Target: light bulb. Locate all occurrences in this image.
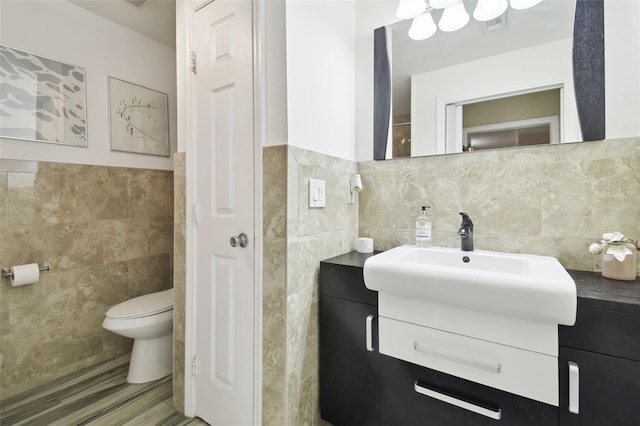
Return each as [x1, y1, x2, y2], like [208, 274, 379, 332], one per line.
[429, 0, 459, 9]
[473, 0, 507, 21]
[438, 2, 470, 32]
[509, 0, 543, 10]
[408, 11, 437, 40]
[396, 0, 428, 20]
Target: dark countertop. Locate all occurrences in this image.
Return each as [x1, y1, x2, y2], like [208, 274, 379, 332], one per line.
[320, 251, 640, 314]
[567, 269, 640, 314]
[320, 250, 379, 271]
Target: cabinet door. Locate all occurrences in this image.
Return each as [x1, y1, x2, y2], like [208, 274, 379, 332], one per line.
[559, 347, 640, 425]
[320, 295, 379, 426]
[380, 355, 558, 426]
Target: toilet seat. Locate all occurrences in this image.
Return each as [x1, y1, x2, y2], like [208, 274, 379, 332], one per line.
[106, 288, 173, 319]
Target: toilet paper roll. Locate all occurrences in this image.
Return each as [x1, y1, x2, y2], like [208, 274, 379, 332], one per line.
[10, 263, 40, 287]
[357, 237, 374, 253]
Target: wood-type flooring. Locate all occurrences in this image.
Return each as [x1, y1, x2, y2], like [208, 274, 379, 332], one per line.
[0, 355, 208, 426]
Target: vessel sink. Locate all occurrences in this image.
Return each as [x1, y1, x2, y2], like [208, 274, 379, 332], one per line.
[363, 245, 576, 325]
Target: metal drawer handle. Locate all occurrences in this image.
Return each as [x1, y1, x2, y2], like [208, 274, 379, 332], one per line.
[414, 342, 501, 373]
[414, 382, 502, 420]
[366, 315, 374, 352]
[568, 361, 579, 414]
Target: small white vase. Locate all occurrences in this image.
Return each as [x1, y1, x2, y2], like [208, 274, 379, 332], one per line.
[601, 243, 637, 281]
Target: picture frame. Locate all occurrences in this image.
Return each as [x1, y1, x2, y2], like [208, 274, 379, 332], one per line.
[108, 76, 169, 157]
[0, 44, 88, 147]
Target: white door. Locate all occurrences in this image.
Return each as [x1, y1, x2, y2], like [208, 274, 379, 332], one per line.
[193, 0, 255, 424]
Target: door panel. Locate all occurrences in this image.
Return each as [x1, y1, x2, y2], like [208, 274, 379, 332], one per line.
[211, 255, 236, 391]
[193, 1, 255, 424]
[559, 347, 640, 426]
[319, 295, 379, 426]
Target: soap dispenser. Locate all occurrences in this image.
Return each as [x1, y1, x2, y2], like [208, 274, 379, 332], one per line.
[416, 206, 432, 248]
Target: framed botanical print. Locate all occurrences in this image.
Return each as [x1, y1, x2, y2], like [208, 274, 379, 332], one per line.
[108, 76, 169, 157]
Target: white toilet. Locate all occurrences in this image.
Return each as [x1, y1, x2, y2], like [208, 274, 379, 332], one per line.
[102, 288, 174, 383]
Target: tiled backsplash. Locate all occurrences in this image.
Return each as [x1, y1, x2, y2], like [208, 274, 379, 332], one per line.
[0, 159, 174, 398]
[358, 137, 640, 273]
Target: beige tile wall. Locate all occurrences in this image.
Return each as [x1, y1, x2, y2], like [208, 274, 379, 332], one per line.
[262, 145, 358, 425]
[358, 137, 640, 273]
[285, 146, 358, 425]
[0, 159, 174, 399]
[172, 152, 186, 413]
[263, 145, 287, 426]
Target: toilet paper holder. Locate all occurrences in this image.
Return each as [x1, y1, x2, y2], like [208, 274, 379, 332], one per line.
[2, 264, 50, 279]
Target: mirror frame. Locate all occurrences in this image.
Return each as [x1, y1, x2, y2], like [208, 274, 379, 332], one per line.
[373, 0, 604, 161]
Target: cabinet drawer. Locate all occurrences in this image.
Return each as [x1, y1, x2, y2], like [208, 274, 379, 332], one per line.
[379, 317, 558, 405]
[380, 355, 558, 426]
[559, 305, 640, 361]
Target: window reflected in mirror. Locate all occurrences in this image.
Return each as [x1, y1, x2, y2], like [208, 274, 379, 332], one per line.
[460, 88, 560, 151]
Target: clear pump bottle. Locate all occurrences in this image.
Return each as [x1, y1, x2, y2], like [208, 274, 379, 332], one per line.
[416, 206, 432, 248]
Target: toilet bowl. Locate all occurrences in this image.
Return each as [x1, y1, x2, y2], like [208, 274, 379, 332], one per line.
[102, 288, 174, 383]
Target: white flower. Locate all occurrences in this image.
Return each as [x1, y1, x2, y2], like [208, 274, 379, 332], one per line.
[590, 231, 638, 261]
[602, 231, 625, 243]
[589, 243, 602, 255]
[606, 244, 634, 262]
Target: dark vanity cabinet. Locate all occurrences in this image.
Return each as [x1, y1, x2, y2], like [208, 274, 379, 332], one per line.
[320, 255, 640, 426]
[558, 271, 640, 426]
[319, 252, 380, 426]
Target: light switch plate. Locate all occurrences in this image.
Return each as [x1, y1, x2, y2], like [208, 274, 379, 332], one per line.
[309, 178, 325, 208]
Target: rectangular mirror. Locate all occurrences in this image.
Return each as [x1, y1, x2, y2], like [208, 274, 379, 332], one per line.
[373, 0, 604, 160]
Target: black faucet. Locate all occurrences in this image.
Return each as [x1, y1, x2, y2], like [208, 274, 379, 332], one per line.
[458, 212, 474, 252]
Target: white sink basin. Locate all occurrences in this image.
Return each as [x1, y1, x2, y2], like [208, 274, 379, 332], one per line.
[363, 245, 577, 325]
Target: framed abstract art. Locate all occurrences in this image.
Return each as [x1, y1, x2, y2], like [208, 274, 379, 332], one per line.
[0, 44, 88, 146]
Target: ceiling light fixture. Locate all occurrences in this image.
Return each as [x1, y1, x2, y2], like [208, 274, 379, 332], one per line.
[510, 0, 543, 10]
[473, 0, 508, 21]
[438, 1, 470, 32]
[409, 11, 438, 40]
[396, 0, 428, 20]
[401, 0, 542, 41]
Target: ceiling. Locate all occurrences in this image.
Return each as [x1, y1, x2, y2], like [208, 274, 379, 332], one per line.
[67, 0, 176, 48]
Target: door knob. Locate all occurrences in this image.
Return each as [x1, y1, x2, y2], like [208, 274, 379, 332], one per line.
[230, 232, 249, 248]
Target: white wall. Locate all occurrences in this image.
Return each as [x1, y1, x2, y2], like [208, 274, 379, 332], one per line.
[355, 0, 640, 161]
[0, 0, 177, 170]
[263, 0, 289, 148]
[285, 0, 357, 160]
